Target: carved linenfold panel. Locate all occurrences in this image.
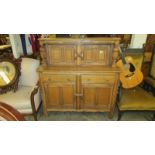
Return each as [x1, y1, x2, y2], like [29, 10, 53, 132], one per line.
[46, 45, 76, 66]
[80, 45, 113, 66]
[44, 83, 75, 109]
[82, 85, 112, 110]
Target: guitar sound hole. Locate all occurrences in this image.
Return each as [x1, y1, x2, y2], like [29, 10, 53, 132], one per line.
[129, 63, 135, 72]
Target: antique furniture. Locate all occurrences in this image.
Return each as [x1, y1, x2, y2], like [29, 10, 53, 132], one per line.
[0, 58, 41, 120]
[38, 38, 120, 118]
[116, 51, 155, 120]
[0, 59, 20, 94]
[0, 102, 25, 121]
[117, 86, 155, 121]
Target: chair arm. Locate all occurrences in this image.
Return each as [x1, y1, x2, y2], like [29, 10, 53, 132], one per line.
[30, 82, 40, 112]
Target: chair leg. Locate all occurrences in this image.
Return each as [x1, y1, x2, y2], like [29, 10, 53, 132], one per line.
[152, 112, 155, 121]
[33, 112, 37, 121]
[117, 110, 123, 121]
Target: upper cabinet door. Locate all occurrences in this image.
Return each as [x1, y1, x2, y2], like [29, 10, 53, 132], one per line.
[46, 44, 77, 66]
[80, 45, 113, 66]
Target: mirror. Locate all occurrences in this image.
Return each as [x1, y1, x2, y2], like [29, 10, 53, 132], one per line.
[0, 59, 20, 94]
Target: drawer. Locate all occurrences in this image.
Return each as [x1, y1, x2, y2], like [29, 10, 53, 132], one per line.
[82, 75, 115, 84]
[41, 74, 76, 83]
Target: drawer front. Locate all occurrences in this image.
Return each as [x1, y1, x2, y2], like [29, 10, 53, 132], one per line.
[41, 74, 76, 83]
[82, 74, 115, 84]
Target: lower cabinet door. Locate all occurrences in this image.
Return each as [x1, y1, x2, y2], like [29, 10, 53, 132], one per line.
[43, 83, 76, 110]
[81, 84, 113, 111]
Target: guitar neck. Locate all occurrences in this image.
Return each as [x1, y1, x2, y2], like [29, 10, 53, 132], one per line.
[119, 47, 126, 64]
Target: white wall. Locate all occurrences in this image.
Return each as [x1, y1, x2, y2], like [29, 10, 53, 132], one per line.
[129, 34, 147, 48]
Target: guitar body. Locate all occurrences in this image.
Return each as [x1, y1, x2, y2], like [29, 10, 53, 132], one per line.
[116, 56, 143, 89]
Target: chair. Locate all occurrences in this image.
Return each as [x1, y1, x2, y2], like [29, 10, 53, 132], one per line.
[117, 49, 155, 120]
[0, 58, 41, 120]
[0, 102, 25, 121]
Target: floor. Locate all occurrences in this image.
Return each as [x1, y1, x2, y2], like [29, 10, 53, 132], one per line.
[25, 107, 154, 121]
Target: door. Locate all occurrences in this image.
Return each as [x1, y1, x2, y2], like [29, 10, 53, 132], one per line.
[43, 83, 76, 110]
[81, 84, 113, 110]
[80, 45, 113, 66]
[80, 74, 115, 111]
[46, 44, 77, 66]
[42, 74, 76, 110]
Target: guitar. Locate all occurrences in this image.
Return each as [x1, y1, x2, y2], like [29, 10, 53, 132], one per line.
[116, 47, 143, 89]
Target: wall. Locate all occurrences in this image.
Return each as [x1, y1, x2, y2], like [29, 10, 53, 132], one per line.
[129, 34, 147, 48]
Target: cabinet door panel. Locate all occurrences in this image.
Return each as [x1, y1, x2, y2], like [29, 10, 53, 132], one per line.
[47, 86, 60, 106]
[46, 45, 77, 65]
[80, 45, 113, 66]
[44, 83, 75, 109]
[81, 85, 112, 110]
[62, 86, 75, 106]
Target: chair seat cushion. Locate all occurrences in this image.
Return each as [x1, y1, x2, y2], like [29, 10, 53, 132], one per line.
[0, 85, 40, 113]
[119, 86, 155, 110]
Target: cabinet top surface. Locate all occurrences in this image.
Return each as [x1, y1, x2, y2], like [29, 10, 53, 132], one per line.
[38, 66, 120, 73]
[39, 37, 120, 44]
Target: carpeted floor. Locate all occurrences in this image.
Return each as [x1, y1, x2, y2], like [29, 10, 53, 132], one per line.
[25, 107, 154, 121]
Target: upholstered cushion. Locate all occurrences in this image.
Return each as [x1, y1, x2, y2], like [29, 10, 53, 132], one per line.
[0, 85, 41, 113]
[19, 58, 40, 87]
[119, 86, 155, 110]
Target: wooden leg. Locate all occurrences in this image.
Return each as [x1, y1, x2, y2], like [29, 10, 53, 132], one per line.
[117, 111, 123, 121]
[33, 112, 37, 121]
[152, 112, 155, 121]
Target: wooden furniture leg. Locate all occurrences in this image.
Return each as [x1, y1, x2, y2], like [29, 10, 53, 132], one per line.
[152, 112, 155, 121]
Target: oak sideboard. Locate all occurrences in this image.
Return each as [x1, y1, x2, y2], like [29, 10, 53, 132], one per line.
[38, 38, 120, 118]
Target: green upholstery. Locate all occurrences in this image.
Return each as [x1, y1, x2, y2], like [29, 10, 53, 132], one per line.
[119, 86, 155, 111]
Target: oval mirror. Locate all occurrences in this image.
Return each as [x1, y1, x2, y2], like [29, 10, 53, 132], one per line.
[0, 59, 20, 93]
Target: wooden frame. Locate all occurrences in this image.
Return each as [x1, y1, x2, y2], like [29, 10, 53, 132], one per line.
[21, 85, 42, 121]
[0, 102, 25, 121]
[0, 59, 21, 94]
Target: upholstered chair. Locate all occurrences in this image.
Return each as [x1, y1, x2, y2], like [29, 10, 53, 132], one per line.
[0, 58, 41, 120]
[117, 52, 155, 120]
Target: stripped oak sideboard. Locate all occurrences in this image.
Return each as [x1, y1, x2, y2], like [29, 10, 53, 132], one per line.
[38, 38, 120, 118]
